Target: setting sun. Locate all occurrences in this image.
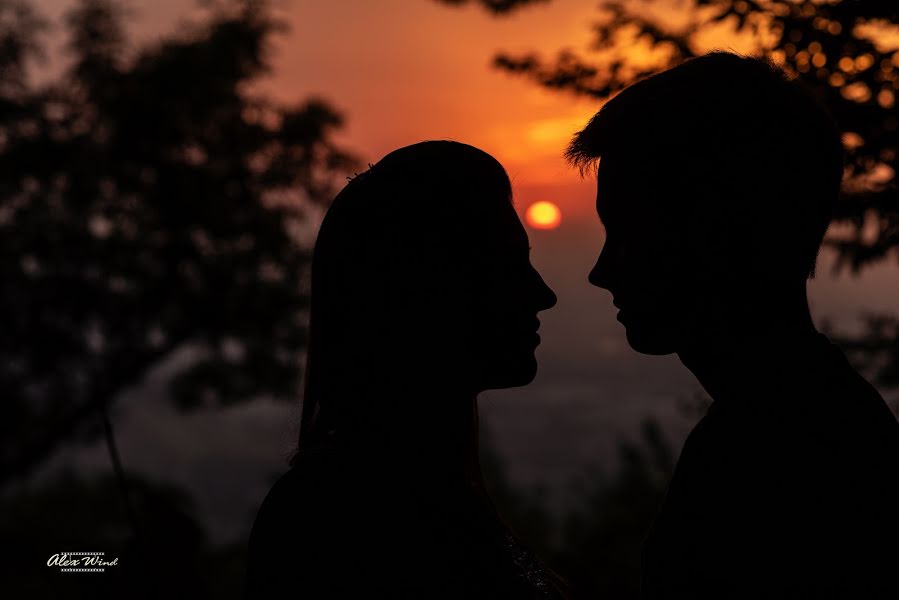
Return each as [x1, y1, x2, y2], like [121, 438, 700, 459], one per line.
[525, 201, 562, 230]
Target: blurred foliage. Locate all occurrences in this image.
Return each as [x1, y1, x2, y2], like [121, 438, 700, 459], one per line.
[480, 421, 558, 557]
[0, 0, 356, 485]
[482, 418, 675, 599]
[834, 313, 899, 389]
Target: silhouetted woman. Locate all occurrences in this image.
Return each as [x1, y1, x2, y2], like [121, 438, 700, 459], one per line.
[245, 141, 563, 599]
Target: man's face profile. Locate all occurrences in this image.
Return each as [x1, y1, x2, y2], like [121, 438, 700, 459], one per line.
[588, 152, 698, 355]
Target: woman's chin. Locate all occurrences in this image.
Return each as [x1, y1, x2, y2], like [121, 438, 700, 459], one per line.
[480, 356, 538, 390]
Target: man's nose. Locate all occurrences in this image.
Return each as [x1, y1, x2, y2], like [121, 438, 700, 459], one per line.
[588, 248, 614, 290]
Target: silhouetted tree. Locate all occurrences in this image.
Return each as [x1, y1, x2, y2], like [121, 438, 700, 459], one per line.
[0, 0, 356, 485]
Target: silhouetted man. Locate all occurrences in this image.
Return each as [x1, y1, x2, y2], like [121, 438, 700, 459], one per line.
[570, 52, 899, 598]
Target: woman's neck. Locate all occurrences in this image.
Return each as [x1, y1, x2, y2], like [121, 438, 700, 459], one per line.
[341, 392, 485, 490]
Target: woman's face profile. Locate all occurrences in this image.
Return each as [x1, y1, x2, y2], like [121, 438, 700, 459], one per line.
[318, 142, 557, 397]
[378, 173, 557, 395]
[455, 197, 557, 392]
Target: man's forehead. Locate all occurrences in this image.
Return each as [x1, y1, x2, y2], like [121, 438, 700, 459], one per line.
[595, 154, 642, 203]
[594, 152, 676, 221]
[596, 150, 654, 178]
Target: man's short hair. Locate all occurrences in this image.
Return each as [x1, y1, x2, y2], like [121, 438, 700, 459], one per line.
[567, 51, 844, 279]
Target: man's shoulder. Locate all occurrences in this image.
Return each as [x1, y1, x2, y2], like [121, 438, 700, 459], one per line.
[805, 343, 899, 443]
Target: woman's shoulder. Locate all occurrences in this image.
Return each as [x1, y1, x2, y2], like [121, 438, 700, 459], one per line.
[250, 454, 342, 539]
[245, 455, 352, 598]
[261, 458, 325, 503]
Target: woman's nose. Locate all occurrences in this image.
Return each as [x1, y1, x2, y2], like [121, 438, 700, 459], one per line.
[532, 268, 557, 311]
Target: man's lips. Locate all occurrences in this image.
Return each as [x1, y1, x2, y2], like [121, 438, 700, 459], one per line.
[520, 318, 541, 345]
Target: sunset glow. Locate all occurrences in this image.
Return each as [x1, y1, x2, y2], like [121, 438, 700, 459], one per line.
[525, 201, 562, 230]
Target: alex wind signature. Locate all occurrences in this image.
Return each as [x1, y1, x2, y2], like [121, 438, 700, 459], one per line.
[48, 552, 119, 572]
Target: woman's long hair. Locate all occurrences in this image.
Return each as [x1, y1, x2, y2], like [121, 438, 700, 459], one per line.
[293, 140, 513, 461]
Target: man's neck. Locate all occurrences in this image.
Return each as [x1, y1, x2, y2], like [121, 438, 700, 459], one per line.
[676, 288, 819, 401]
